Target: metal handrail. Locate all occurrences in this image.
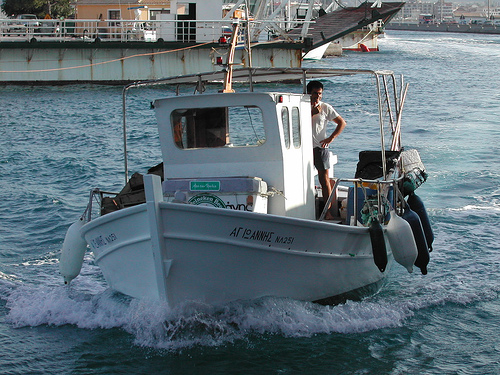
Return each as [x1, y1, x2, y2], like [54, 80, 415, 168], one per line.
[83, 188, 120, 222]
[319, 176, 404, 225]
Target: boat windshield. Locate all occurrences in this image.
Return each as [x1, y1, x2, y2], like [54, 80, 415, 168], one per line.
[170, 106, 266, 149]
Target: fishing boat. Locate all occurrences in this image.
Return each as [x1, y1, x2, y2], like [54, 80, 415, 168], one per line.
[59, 64, 433, 307]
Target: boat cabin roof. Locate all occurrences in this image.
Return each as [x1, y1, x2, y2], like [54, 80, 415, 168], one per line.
[124, 67, 395, 93]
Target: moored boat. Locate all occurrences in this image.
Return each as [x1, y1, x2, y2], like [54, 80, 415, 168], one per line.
[59, 66, 432, 307]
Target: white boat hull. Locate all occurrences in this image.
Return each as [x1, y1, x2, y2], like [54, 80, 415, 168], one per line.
[303, 42, 331, 60]
[81, 177, 393, 306]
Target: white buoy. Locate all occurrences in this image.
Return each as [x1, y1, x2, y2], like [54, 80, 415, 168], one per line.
[385, 210, 418, 273]
[59, 218, 88, 284]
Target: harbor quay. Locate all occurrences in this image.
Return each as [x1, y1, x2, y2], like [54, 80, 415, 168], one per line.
[386, 22, 500, 34]
[0, 40, 303, 84]
[0, 18, 304, 84]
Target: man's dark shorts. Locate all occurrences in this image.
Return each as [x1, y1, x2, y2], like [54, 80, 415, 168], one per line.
[313, 147, 330, 171]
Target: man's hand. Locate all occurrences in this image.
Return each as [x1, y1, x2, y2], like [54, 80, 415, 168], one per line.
[320, 135, 334, 148]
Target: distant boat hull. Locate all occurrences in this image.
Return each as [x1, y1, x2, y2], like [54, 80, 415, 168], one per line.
[303, 42, 331, 60]
[339, 29, 380, 51]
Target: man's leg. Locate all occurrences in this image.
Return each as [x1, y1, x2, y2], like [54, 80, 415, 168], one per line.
[318, 169, 334, 219]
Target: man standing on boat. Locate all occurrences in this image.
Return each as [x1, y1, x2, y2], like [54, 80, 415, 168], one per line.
[307, 80, 347, 220]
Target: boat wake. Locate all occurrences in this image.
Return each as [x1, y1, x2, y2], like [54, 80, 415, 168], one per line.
[3, 282, 411, 350]
[1, 252, 498, 351]
[1, 204, 498, 351]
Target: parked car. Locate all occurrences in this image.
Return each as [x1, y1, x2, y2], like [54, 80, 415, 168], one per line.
[5, 14, 41, 35]
[39, 20, 59, 36]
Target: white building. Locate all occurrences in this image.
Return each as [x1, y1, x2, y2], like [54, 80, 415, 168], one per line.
[399, 0, 435, 21]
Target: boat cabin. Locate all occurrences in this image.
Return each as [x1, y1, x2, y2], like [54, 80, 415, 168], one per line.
[105, 68, 409, 226]
[153, 91, 317, 220]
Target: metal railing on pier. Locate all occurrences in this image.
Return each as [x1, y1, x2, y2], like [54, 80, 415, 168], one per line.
[0, 18, 247, 43]
[0, 18, 311, 44]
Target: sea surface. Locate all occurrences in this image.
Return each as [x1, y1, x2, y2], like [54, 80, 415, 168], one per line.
[0, 30, 499, 374]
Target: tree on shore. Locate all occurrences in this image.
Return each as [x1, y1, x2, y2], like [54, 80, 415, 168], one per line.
[2, 0, 74, 18]
[45, 0, 74, 18]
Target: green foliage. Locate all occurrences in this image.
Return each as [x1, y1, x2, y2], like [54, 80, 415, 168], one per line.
[2, 0, 42, 17]
[2, 0, 74, 18]
[49, 0, 74, 18]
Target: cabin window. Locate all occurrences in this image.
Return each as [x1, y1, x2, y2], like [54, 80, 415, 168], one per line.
[292, 107, 301, 148]
[281, 107, 290, 149]
[170, 106, 265, 149]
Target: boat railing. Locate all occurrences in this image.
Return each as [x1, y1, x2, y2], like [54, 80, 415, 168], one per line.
[83, 188, 120, 223]
[320, 176, 405, 226]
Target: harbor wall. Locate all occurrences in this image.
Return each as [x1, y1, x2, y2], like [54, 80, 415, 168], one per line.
[386, 22, 500, 35]
[0, 41, 303, 84]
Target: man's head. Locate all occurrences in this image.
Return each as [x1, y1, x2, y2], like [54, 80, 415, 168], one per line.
[307, 80, 323, 107]
[306, 80, 323, 94]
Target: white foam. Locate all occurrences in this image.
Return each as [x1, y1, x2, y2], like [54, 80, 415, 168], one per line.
[4, 282, 411, 350]
[4, 263, 496, 352]
[454, 205, 500, 212]
[2, 211, 499, 352]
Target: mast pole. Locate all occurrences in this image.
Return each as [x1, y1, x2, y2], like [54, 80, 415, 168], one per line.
[222, 20, 240, 93]
[375, 73, 387, 178]
[244, 0, 253, 68]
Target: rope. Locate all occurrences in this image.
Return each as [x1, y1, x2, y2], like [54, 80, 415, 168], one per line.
[0, 41, 213, 73]
[359, 181, 389, 225]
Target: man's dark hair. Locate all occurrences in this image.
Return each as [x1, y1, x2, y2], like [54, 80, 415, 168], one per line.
[306, 80, 323, 94]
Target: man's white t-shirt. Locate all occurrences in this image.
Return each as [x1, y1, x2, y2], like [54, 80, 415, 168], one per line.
[312, 101, 339, 148]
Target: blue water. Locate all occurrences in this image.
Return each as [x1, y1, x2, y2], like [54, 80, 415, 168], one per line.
[1, 30, 499, 374]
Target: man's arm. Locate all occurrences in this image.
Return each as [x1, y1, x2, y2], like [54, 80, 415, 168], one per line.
[320, 115, 346, 148]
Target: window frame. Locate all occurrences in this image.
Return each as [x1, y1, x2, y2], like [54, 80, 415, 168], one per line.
[170, 105, 266, 150]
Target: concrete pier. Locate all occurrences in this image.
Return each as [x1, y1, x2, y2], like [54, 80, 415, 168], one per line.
[386, 22, 500, 35]
[0, 40, 303, 84]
